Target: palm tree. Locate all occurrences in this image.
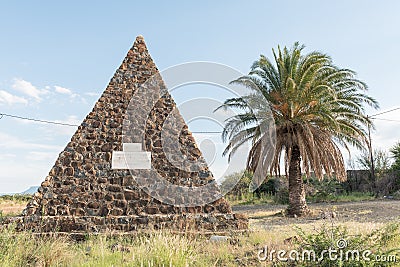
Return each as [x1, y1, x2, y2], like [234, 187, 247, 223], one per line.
[218, 43, 378, 216]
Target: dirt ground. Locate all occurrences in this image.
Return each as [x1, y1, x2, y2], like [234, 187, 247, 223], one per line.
[233, 199, 400, 230]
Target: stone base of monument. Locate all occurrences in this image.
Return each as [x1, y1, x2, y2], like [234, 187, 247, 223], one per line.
[3, 213, 248, 235]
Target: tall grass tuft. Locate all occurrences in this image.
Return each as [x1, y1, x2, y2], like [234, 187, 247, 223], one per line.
[0, 226, 75, 266]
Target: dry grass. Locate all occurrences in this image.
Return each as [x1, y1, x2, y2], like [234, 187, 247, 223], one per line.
[0, 199, 399, 266]
[0, 200, 26, 216]
[0, 224, 397, 266]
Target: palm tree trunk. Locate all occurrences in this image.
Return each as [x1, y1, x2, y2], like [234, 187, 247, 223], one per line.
[287, 145, 310, 216]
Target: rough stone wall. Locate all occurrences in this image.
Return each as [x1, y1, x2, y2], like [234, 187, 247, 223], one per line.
[13, 36, 247, 233]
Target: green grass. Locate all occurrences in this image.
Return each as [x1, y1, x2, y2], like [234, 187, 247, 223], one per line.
[335, 191, 376, 202]
[307, 191, 376, 203]
[0, 226, 75, 266]
[225, 192, 275, 206]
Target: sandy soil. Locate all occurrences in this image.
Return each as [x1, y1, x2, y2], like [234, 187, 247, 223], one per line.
[233, 199, 400, 230]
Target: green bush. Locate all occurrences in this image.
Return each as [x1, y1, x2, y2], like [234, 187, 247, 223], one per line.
[273, 188, 289, 204]
[292, 222, 400, 267]
[254, 178, 278, 197]
[305, 178, 343, 203]
[222, 170, 286, 200]
[220, 170, 253, 197]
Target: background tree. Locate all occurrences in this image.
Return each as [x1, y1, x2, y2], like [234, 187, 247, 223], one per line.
[390, 142, 400, 172]
[356, 149, 391, 177]
[219, 43, 378, 216]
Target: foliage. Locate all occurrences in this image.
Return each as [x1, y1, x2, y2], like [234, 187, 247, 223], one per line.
[223, 172, 376, 205]
[273, 188, 290, 204]
[222, 170, 282, 201]
[306, 179, 341, 203]
[334, 191, 375, 202]
[220, 170, 253, 197]
[225, 192, 274, 206]
[0, 227, 286, 266]
[356, 149, 391, 177]
[390, 142, 400, 172]
[76, 232, 205, 267]
[374, 171, 400, 195]
[293, 222, 400, 267]
[0, 194, 32, 203]
[254, 178, 279, 197]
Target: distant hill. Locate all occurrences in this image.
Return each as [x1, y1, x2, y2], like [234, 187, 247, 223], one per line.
[20, 186, 39, 195]
[0, 186, 39, 196]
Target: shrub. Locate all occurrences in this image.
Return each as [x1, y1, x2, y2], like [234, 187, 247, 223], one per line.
[305, 177, 343, 203]
[273, 188, 289, 204]
[220, 170, 253, 197]
[292, 222, 400, 266]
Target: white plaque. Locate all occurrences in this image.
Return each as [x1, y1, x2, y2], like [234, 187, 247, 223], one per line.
[112, 151, 151, 169]
[123, 143, 142, 152]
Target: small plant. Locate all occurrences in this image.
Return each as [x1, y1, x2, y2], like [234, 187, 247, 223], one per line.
[293, 222, 400, 266]
[305, 177, 342, 203]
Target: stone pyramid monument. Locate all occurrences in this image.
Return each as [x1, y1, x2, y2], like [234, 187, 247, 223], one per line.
[10, 36, 247, 233]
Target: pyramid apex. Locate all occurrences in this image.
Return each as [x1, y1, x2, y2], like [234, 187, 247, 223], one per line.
[131, 35, 148, 52]
[136, 35, 145, 41]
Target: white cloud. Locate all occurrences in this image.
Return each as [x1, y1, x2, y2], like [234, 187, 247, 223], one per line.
[84, 92, 99, 97]
[0, 90, 28, 105]
[53, 85, 87, 104]
[0, 159, 51, 193]
[55, 115, 81, 125]
[9, 79, 87, 104]
[0, 131, 62, 192]
[27, 151, 58, 162]
[9, 114, 81, 136]
[12, 78, 48, 101]
[54, 85, 73, 95]
[51, 115, 81, 135]
[0, 153, 17, 160]
[0, 132, 63, 151]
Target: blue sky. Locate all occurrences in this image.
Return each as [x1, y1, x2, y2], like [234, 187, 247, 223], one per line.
[1, 1, 400, 193]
